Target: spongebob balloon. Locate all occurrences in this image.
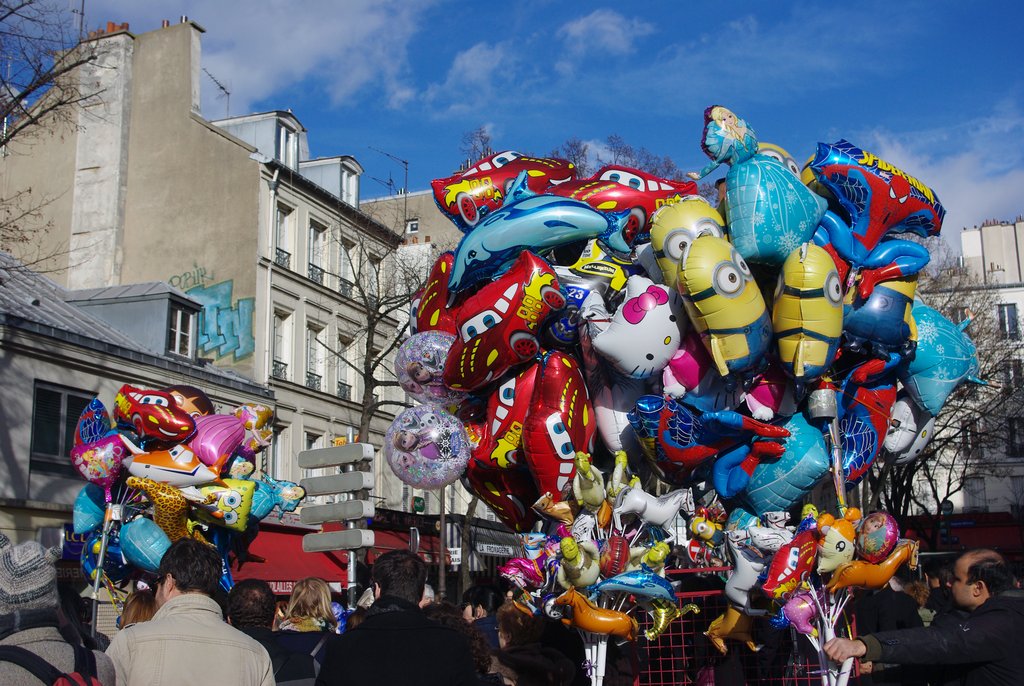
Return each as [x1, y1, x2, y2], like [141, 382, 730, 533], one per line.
[688, 106, 826, 266]
[677, 234, 772, 383]
[772, 243, 844, 388]
[648, 197, 725, 287]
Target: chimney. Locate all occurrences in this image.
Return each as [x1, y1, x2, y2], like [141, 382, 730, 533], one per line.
[180, 15, 188, 23]
[162, 19, 170, 28]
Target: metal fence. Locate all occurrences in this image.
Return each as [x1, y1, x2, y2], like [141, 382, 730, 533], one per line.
[636, 568, 860, 686]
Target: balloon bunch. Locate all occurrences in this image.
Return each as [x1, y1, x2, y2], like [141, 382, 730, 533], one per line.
[385, 105, 980, 685]
[70, 383, 305, 595]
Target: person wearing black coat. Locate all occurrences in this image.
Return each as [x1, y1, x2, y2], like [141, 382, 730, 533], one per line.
[315, 550, 479, 686]
[825, 549, 1024, 686]
[227, 579, 319, 686]
[853, 573, 925, 686]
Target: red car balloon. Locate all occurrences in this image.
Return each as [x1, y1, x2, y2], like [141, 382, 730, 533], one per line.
[113, 384, 195, 445]
[522, 351, 595, 500]
[443, 251, 565, 393]
[463, 454, 539, 533]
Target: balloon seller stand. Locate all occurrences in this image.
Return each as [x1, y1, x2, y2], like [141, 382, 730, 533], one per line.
[582, 632, 609, 686]
[799, 586, 854, 686]
[89, 503, 122, 636]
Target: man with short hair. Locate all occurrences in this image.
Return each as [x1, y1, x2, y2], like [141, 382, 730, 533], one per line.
[228, 579, 318, 686]
[825, 548, 1024, 686]
[315, 550, 478, 685]
[106, 538, 273, 685]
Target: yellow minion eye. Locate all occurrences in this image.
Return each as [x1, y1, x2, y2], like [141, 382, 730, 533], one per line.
[713, 262, 744, 297]
[825, 271, 842, 305]
[663, 229, 692, 261]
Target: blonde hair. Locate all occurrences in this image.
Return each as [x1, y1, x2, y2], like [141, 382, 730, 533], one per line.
[284, 577, 337, 629]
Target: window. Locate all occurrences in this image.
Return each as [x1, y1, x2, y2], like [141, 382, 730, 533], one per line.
[338, 240, 355, 296]
[963, 476, 987, 512]
[272, 310, 292, 380]
[275, 204, 294, 269]
[264, 426, 286, 479]
[406, 218, 419, 234]
[336, 336, 351, 400]
[308, 220, 326, 284]
[305, 324, 325, 391]
[30, 382, 93, 478]
[962, 420, 980, 458]
[366, 256, 381, 299]
[277, 124, 297, 168]
[1003, 359, 1024, 395]
[998, 303, 1019, 340]
[167, 305, 195, 357]
[1008, 418, 1024, 456]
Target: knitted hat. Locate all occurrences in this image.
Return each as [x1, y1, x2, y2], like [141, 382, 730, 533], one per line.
[0, 533, 60, 614]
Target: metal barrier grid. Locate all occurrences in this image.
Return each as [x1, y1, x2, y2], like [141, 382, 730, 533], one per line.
[637, 568, 861, 686]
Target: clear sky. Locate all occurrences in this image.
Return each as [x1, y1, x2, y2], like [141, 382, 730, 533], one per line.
[86, 0, 1024, 250]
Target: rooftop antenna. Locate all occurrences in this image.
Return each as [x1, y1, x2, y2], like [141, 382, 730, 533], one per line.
[70, 0, 86, 41]
[368, 146, 409, 228]
[203, 68, 230, 118]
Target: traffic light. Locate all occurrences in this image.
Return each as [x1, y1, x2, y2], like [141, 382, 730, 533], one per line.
[298, 443, 376, 553]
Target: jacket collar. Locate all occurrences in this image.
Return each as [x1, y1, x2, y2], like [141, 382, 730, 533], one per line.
[0, 609, 59, 640]
[153, 593, 223, 620]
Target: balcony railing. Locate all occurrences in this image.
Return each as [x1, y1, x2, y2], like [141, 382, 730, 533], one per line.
[271, 359, 288, 380]
[337, 381, 352, 401]
[338, 278, 353, 298]
[308, 263, 325, 285]
[305, 371, 322, 392]
[274, 248, 291, 269]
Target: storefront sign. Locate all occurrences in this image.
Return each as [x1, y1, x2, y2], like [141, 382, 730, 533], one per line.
[475, 542, 516, 557]
[62, 525, 87, 560]
[448, 547, 462, 566]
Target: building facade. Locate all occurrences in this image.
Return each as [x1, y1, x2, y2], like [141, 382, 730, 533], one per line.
[1, 19, 406, 498]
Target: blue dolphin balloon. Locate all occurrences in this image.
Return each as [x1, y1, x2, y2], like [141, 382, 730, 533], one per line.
[593, 567, 676, 602]
[447, 172, 634, 294]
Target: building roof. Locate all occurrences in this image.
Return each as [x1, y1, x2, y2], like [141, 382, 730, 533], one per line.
[0, 252, 271, 396]
[66, 281, 198, 307]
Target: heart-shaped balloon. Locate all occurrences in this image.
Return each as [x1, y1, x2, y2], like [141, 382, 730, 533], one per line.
[70, 434, 127, 502]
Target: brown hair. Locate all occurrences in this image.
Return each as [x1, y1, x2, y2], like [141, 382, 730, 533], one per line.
[284, 577, 337, 630]
[496, 601, 544, 647]
[121, 590, 158, 627]
[423, 601, 492, 674]
[903, 579, 930, 608]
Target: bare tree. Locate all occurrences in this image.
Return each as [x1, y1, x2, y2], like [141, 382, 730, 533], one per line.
[550, 136, 591, 177]
[598, 134, 684, 179]
[458, 126, 493, 169]
[863, 241, 1024, 549]
[1, 0, 99, 252]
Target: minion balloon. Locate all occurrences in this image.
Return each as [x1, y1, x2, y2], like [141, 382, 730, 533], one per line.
[649, 197, 726, 287]
[772, 243, 844, 388]
[677, 234, 772, 382]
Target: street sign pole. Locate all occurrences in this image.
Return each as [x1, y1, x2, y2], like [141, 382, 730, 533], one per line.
[297, 443, 376, 608]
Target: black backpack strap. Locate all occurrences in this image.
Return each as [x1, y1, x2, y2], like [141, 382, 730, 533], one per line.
[0, 644, 65, 682]
[72, 642, 97, 678]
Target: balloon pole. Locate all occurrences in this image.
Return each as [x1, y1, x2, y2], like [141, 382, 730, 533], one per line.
[90, 503, 121, 636]
[828, 419, 848, 515]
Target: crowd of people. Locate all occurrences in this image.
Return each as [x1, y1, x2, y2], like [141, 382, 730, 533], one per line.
[0, 530, 1020, 685]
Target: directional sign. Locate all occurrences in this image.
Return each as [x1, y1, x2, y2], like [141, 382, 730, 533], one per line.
[302, 529, 376, 553]
[297, 443, 374, 469]
[301, 472, 375, 497]
[301, 500, 375, 526]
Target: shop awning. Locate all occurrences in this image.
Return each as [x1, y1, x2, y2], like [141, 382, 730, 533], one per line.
[232, 527, 348, 594]
[366, 528, 441, 564]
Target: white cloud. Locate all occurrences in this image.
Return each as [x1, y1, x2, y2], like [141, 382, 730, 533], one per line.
[422, 41, 518, 116]
[555, 9, 655, 77]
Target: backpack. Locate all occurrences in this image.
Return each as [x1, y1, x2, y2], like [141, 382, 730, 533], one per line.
[0, 643, 102, 685]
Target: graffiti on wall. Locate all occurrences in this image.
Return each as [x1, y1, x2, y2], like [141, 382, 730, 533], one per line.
[186, 280, 256, 361]
[169, 263, 214, 291]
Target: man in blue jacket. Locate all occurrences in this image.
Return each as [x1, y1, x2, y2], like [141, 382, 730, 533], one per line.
[825, 548, 1024, 686]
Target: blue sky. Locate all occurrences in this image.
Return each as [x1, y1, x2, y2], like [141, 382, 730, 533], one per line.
[87, 0, 1024, 249]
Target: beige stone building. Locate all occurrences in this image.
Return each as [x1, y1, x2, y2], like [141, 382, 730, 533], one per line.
[1, 19, 407, 498]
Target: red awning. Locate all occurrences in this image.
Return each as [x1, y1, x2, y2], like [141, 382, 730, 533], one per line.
[232, 527, 348, 594]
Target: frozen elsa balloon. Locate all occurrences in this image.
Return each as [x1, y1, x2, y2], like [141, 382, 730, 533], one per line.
[688, 105, 825, 266]
[395, 331, 467, 408]
[384, 406, 470, 489]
